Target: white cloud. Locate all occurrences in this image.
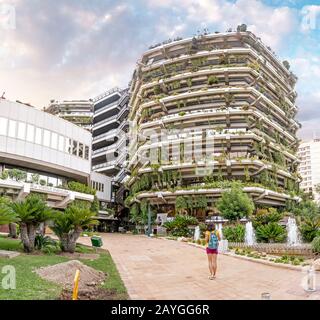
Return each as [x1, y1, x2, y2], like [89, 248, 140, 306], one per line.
[145, 0, 298, 50]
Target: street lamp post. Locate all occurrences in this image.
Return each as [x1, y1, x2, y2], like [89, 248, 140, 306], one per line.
[147, 201, 152, 237]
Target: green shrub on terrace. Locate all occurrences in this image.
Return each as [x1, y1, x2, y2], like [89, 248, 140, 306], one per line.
[67, 181, 96, 195]
[207, 75, 219, 85]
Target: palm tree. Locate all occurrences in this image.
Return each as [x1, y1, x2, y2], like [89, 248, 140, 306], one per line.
[51, 204, 98, 253]
[9, 194, 54, 252]
[0, 196, 16, 226]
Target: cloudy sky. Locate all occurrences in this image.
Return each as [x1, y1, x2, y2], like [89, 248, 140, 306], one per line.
[0, 0, 319, 140]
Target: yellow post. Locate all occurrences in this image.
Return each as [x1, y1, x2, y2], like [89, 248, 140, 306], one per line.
[72, 269, 80, 300]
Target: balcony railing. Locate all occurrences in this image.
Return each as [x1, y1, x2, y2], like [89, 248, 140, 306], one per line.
[93, 105, 129, 130]
[92, 135, 127, 156]
[94, 100, 120, 118]
[92, 121, 128, 142]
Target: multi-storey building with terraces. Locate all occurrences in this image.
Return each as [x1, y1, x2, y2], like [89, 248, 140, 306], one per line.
[127, 31, 301, 217]
[46, 100, 93, 132]
[92, 87, 130, 206]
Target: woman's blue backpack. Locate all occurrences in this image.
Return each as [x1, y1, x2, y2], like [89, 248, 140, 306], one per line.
[208, 232, 219, 249]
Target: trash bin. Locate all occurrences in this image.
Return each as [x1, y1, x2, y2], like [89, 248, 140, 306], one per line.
[91, 235, 103, 248]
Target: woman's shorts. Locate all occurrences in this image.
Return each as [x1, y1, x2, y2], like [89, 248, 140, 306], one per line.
[206, 247, 218, 254]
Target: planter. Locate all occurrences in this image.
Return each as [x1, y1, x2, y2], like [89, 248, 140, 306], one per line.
[228, 242, 313, 257]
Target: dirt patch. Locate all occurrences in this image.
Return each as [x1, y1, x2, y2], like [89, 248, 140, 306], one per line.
[60, 287, 120, 300]
[59, 252, 100, 260]
[35, 260, 105, 290]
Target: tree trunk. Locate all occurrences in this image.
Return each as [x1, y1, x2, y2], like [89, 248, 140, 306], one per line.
[19, 223, 36, 252]
[20, 223, 31, 253]
[59, 229, 82, 253]
[8, 223, 17, 238]
[27, 224, 36, 252]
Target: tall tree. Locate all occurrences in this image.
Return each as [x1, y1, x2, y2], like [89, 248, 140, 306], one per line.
[217, 182, 255, 220]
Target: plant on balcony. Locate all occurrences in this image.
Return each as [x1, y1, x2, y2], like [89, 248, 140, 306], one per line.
[31, 173, 40, 184]
[8, 194, 54, 252]
[171, 80, 181, 90]
[8, 169, 27, 181]
[207, 75, 219, 85]
[186, 78, 193, 88]
[223, 224, 245, 242]
[153, 84, 162, 95]
[237, 24, 247, 32]
[51, 203, 98, 253]
[255, 222, 286, 243]
[67, 181, 96, 195]
[0, 170, 8, 180]
[282, 60, 290, 70]
[216, 182, 255, 221]
[247, 61, 260, 72]
[39, 179, 46, 186]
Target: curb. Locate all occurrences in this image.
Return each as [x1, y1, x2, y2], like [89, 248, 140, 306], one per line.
[186, 242, 313, 272]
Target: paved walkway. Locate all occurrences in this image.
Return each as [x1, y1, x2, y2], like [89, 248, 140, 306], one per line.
[79, 234, 320, 300]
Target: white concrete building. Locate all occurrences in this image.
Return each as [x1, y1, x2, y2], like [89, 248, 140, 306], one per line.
[0, 99, 94, 207]
[298, 139, 320, 202]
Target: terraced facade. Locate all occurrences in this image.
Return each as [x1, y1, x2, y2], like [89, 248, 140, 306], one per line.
[127, 31, 301, 214]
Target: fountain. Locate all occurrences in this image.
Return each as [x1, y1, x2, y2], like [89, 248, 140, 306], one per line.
[194, 225, 200, 241]
[245, 221, 256, 246]
[287, 217, 301, 246]
[216, 222, 223, 240]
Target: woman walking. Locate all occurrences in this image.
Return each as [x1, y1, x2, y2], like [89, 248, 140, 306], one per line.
[205, 224, 221, 280]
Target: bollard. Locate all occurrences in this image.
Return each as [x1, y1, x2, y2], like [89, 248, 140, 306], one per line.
[72, 269, 80, 300]
[306, 266, 316, 292]
[261, 292, 271, 300]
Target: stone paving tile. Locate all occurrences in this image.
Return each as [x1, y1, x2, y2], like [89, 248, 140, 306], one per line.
[79, 234, 320, 300]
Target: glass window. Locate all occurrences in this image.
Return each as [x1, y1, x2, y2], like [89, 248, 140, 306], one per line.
[85, 145, 89, 160]
[102, 183, 104, 192]
[51, 132, 58, 149]
[35, 127, 42, 144]
[43, 130, 50, 147]
[0, 117, 8, 136]
[65, 138, 72, 154]
[78, 143, 84, 158]
[58, 135, 64, 151]
[72, 140, 78, 156]
[8, 120, 16, 138]
[17, 122, 26, 140]
[26, 124, 35, 142]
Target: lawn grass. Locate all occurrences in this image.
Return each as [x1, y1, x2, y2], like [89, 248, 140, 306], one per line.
[0, 235, 22, 252]
[0, 236, 128, 300]
[82, 251, 128, 300]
